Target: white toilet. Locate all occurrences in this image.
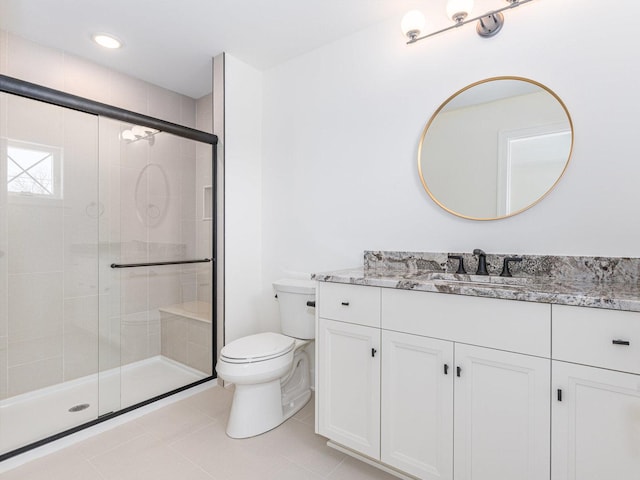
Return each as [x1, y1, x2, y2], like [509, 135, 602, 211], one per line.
[216, 278, 316, 438]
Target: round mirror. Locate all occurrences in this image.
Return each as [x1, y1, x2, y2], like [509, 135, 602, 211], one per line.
[418, 77, 573, 220]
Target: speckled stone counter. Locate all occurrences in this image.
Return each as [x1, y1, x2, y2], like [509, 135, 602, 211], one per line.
[312, 251, 640, 312]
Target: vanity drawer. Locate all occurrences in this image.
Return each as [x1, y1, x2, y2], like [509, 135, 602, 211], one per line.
[382, 288, 550, 357]
[318, 282, 381, 328]
[552, 304, 640, 374]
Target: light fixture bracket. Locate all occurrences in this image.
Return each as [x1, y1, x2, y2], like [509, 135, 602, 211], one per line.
[476, 12, 504, 37]
[406, 29, 421, 42]
[452, 12, 469, 24]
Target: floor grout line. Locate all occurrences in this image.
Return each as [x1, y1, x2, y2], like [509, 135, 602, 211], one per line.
[168, 443, 221, 480]
[80, 424, 150, 462]
[165, 417, 220, 448]
[325, 455, 348, 478]
[85, 457, 108, 480]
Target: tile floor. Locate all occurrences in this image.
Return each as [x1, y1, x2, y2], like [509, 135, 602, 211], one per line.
[0, 386, 399, 480]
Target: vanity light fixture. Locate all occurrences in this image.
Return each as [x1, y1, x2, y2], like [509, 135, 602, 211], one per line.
[402, 0, 533, 44]
[92, 33, 122, 49]
[121, 125, 159, 143]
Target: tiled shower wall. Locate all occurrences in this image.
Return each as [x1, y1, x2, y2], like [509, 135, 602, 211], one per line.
[0, 30, 214, 399]
[0, 95, 100, 398]
[101, 120, 208, 370]
[195, 94, 213, 306]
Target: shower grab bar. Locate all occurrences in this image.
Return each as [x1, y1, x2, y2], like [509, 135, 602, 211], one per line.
[110, 258, 212, 269]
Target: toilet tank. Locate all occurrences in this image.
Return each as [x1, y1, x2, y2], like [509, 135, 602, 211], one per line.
[273, 279, 316, 340]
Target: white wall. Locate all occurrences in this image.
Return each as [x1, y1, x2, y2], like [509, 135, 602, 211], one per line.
[249, 0, 640, 332]
[223, 55, 264, 343]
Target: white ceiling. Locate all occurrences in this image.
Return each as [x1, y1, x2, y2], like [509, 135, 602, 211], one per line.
[0, 0, 431, 99]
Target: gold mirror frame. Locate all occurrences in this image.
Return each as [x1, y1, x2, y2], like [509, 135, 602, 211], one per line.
[418, 76, 574, 221]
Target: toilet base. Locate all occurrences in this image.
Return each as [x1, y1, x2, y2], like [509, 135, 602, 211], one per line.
[226, 379, 284, 438]
[225, 348, 312, 439]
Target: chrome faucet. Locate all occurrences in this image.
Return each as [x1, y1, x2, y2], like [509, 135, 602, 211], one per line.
[473, 249, 489, 275]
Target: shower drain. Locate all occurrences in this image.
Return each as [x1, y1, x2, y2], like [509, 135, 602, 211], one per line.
[68, 403, 90, 413]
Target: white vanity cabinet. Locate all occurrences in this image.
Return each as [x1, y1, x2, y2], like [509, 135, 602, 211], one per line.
[453, 344, 550, 480]
[318, 318, 380, 458]
[380, 334, 550, 480]
[317, 282, 552, 480]
[381, 330, 454, 479]
[317, 283, 382, 459]
[551, 305, 640, 480]
[382, 289, 551, 480]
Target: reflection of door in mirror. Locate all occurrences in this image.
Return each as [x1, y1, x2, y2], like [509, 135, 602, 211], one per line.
[497, 124, 572, 216]
[418, 77, 573, 220]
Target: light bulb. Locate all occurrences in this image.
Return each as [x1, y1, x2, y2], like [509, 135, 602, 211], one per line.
[92, 33, 122, 49]
[401, 10, 426, 41]
[446, 0, 474, 23]
[121, 130, 136, 141]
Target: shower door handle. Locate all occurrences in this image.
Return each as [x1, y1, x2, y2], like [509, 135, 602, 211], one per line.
[111, 258, 212, 268]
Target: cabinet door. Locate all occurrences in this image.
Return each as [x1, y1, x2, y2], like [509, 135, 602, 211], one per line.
[552, 361, 640, 480]
[454, 344, 550, 480]
[381, 331, 454, 479]
[318, 318, 380, 459]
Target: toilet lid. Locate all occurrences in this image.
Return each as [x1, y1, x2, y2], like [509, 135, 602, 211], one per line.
[221, 332, 295, 362]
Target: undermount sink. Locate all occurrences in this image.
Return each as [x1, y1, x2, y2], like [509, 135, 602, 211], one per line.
[419, 272, 534, 288]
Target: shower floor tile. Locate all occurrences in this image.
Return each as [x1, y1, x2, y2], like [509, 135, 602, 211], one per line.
[0, 386, 400, 480]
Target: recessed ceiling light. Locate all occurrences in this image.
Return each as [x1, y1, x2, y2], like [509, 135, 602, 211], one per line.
[92, 33, 122, 49]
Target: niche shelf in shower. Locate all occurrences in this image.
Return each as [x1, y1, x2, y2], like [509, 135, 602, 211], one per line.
[203, 185, 212, 221]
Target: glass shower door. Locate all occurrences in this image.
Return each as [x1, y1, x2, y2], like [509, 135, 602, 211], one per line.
[0, 93, 100, 454]
[102, 118, 212, 411]
[0, 90, 214, 457]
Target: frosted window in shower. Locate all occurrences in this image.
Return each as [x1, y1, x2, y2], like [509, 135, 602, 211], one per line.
[6, 141, 62, 198]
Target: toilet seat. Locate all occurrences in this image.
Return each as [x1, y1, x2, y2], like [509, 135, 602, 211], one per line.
[220, 332, 295, 364]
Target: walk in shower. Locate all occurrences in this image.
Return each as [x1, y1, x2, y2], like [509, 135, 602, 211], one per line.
[0, 75, 217, 458]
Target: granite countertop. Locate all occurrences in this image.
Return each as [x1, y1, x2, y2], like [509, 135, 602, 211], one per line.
[311, 251, 640, 313]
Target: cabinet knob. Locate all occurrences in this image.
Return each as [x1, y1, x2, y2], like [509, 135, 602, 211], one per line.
[341, 301, 350, 306]
[612, 339, 630, 346]
[371, 348, 377, 357]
